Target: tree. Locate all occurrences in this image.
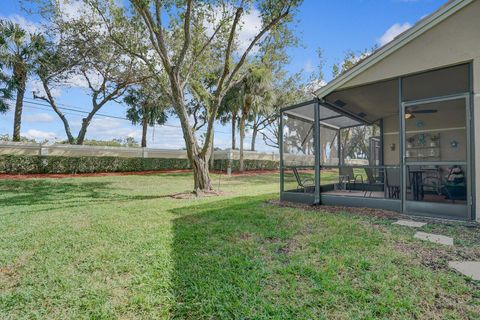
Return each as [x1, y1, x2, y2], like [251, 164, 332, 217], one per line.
[88, 0, 302, 192]
[218, 94, 240, 150]
[0, 20, 45, 141]
[0, 63, 15, 114]
[255, 73, 306, 149]
[223, 64, 272, 171]
[123, 85, 169, 148]
[33, 8, 147, 144]
[332, 48, 373, 78]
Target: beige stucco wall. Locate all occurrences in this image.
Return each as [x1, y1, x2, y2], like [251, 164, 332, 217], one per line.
[382, 102, 467, 165]
[337, 0, 480, 220]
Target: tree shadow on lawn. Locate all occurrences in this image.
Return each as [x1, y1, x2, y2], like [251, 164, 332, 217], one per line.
[168, 197, 480, 319]
[0, 179, 166, 211]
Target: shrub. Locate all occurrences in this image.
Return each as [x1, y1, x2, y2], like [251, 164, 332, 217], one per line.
[0, 155, 279, 174]
[0, 155, 191, 174]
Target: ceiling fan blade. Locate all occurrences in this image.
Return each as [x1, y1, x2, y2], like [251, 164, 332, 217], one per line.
[411, 110, 437, 114]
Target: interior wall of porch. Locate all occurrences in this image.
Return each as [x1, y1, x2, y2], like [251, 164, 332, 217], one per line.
[382, 100, 468, 166]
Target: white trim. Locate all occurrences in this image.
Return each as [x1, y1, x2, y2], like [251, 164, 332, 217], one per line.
[384, 126, 466, 135]
[314, 0, 474, 98]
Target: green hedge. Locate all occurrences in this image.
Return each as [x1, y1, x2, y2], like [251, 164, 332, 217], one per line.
[0, 155, 280, 174]
[0, 155, 191, 174]
[213, 159, 279, 171]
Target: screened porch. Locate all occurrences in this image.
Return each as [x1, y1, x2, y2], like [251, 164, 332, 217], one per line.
[280, 63, 473, 220]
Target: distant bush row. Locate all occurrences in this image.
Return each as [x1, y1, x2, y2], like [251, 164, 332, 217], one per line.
[0, 155, 279, 174]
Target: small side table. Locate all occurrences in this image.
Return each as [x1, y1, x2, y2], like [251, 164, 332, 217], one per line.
[409, 170, 425, 201]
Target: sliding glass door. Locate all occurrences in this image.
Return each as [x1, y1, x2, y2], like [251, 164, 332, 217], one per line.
[401, 94, 471, 219]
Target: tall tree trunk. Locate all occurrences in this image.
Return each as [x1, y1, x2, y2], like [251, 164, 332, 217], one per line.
[76, 118, 92, 145]
[41, 79, 75, 144]
[239, 110, 247, 172]
[231, 113, 236, 149]
[239, 99, 251, 172]
[169, 78, 212, 192]
[209, 131, 214, 170]
[141, 116, 148, 148]
[12, 64, 26, 142]
[251, 126, 257, 151]
[250, 114, 259, 151]
[76, 100, 103, 145]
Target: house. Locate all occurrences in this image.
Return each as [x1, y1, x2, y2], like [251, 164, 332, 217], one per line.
[280, 0, 480, 221]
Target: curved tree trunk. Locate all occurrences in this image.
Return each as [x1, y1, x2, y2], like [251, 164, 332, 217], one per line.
[76, 100, 103, 145]
[12, 64, 26, 142]
[76, 118, 92, 145]
[141, 116, 148, 148]
[41, 79, 75, 144]
[169, 77, 212, 192]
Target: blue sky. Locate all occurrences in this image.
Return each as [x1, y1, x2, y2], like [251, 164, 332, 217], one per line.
[0, 0, 446, 150]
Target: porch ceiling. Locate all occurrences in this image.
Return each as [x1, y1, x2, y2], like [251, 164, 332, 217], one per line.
[323, 63, 469, 123]
[283, 101, 365, 129]
[325, 79, 398, 123]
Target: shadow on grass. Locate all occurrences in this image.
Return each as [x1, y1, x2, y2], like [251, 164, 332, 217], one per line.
[0, 179, 166, 210]
[168, 196, 480, 319]
[169, 196, 302, 318]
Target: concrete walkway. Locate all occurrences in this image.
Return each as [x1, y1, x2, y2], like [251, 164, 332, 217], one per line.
[448, 261, 480, 280]
[393, 220, 427, 228]
[413, 231, 454, 246]
[392, 219, 479, 280]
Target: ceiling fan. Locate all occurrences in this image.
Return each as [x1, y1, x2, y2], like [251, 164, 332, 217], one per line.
[405, 107, 437, 119]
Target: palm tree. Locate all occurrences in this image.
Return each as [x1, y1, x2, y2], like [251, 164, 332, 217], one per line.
[219, 89, 241, 150]
[224, 65, 273, 171]
[0, 64, 15, 114]
[0, 20, 45, 141]
[123, 86, 169, 148]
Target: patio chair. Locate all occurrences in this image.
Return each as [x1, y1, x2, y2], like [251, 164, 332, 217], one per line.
[363, 167, 385, 197]
[386, 167, 400, 199]
[292, 168, 315, 193]
[441, 166, 467, 203]
[338, 167, 363, 191]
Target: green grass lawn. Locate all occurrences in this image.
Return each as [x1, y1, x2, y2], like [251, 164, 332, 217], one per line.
[0, 173, 479, 319]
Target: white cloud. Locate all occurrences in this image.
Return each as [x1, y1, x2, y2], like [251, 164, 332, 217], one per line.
[237, 9, 263, 53]
[24, 129, 58, 141]
[305, 79, 327, 94]
[56, 0, 108, 35]
[63, 71, 103, 89]
[0, 14, 43, 35]
[205, 5, 263, 54]
[57, 0, 86, 22]
[28, 80, 62, 98]
[24, 113, 55, 123]
[75, 117, 143, 141]
[378, 22, 412, 46]
[303, 59, 315, 73]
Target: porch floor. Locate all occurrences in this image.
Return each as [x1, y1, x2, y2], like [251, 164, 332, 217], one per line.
[322, 190, 467, 204]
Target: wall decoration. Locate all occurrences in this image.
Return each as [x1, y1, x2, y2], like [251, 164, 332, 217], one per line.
[406, 132, 441, 159]
[416, 120, 425, 128]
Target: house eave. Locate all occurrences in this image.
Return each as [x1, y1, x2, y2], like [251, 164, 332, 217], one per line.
[314, 0, 474, 99]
